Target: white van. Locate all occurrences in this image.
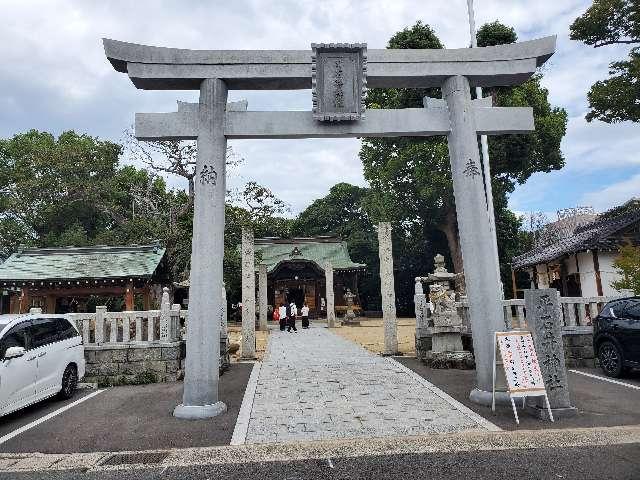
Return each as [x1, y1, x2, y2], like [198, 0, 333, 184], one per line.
[0, 314, 85, 417]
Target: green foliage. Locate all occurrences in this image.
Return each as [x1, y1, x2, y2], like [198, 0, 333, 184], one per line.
[585, 50, 640, 122]
[292, 183, 381, 309]
[359, 21, 567, 299]
[612, 244, 640, 294]
[570, 0, 640, 122]
[570, 0, 639, 48]
[97, 371, 158, 388]
[0, 130, 191, 288]
[476, 21, 517, 47]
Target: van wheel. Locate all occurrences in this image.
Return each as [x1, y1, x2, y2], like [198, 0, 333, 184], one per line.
[598, 341, 623, 378]
[59, 365, 78, 400]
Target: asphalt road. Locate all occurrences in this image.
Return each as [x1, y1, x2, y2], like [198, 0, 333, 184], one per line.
[6, 444, 640, 480]
[0, 362, 253, 453]
[396, 357, 640, 430]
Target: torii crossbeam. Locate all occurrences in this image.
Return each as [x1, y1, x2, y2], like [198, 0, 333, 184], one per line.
[103, 36, 556, 418]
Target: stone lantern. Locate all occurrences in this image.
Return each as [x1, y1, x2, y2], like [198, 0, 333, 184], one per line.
[416, 254, 474, 369]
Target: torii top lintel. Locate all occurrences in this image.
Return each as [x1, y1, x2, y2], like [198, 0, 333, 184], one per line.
[102, 36, 556, 90]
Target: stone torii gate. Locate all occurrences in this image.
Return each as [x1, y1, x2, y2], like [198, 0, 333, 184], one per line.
[103, 36, 556, 418]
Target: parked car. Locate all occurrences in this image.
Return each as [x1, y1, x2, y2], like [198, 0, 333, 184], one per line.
[0, 314, 85, 417]
[593, 297, 640, 377]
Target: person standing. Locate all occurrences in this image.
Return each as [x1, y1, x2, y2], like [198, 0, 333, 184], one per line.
[286, 302, 297, 332]
[278, 303, 287, 331]
[301, 303, 310, 329]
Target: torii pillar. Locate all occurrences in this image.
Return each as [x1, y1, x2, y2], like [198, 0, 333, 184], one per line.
[442, 76, 508, 405]
[378, 222, 398, 355]
[241, 228, 256, 359]
[258, 264, 268, 331]
[325, 262, 336, 328]
[174, 79, 227, 419]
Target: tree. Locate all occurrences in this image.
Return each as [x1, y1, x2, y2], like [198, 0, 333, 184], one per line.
[360, 21, 567, 298]
[570, 0, 640, 122]
[476, 21, 517, 47]
[292, 183, 381, 309]
[612, 244, 640, 294]
[0, 130, 191, 281]
[124, 131, 243, 212]
[0, 130, 122, 256]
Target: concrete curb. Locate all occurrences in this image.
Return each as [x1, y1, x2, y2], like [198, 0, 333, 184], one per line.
[230, 362, 262, 445]
[2, 425, 639, 473]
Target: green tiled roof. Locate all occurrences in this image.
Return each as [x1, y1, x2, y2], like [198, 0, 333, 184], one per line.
[253, 237, 365, 273]
[0, 245, 165, 282]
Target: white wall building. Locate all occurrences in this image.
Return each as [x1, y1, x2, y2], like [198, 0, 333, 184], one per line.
[512, 200, 640, 298]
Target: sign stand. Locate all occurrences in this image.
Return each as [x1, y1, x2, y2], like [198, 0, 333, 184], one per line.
[492, 331, 554, 425]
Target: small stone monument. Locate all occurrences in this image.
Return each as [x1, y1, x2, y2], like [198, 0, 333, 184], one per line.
[343, 288, 360, 326]
[421, 254, 474, 369]
[524, 289, 577, 419]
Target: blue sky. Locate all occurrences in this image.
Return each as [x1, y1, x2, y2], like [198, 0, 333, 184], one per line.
[1, 0, 638, 219]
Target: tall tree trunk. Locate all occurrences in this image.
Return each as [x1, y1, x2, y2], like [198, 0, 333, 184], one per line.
[439, 206, 463, 274]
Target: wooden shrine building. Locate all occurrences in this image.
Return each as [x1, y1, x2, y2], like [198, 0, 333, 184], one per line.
[512, 199, 640, 298]
[0, 244, 167, 314]
[255, 236, 365, 317]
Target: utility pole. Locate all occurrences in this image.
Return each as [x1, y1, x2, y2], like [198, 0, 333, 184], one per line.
[466, 0, 504, 299]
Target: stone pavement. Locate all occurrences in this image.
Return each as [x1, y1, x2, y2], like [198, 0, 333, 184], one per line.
[244, 327, 497, 443]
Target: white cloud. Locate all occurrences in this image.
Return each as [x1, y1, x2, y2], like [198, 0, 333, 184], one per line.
[2, 0, 639, 214]
[580, 174, 640, 211]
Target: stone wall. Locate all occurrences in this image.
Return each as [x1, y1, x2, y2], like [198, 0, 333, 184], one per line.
[84, 341, 184, 385]
[562, 327, 595, 368]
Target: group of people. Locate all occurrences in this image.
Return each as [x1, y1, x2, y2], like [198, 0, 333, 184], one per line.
[273, 301, 310, 332]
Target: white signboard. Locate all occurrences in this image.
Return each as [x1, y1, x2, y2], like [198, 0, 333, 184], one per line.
[492, 331, 554, 424]
[497, 332, 545, 393]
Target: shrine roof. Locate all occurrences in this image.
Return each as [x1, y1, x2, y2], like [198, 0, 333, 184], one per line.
[0, 244, 166, 283]
[252, 236, 365, 273]
[512, 200, 640, 269]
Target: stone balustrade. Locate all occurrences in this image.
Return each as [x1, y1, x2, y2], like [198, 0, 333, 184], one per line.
[24, 288, 230, 385]
[450, 295, 623, 331]
[414, 280, 624, 368]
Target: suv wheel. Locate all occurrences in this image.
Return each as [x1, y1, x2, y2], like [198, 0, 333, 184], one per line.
[59, 364, 78, 400]
[599, 341, 623, 378]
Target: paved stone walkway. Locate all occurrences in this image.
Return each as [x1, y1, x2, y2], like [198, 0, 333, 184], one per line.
[244, 327, 496, 444]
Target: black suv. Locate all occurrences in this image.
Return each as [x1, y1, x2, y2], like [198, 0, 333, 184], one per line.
[593, 297, 640, 377]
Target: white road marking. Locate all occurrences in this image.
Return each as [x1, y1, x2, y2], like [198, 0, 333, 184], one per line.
[569, 369, 640, 391]
[230, 362, 262, 446]
[0, 389, 104, 446]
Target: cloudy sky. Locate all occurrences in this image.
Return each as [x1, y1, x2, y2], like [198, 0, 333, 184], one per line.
[2, 0, 638, 219]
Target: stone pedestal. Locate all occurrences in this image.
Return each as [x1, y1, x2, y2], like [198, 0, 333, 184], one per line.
[378, 222, 398, 355]
[241, 228, 256, 359]
[175, 78, 227, 419]
[524, 289, 577, 419]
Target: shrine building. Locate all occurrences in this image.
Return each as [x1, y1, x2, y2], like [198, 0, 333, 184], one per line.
[0, 244, 167, 314]
[254, 236, 365, 318]
[512, 199, 640, 298]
